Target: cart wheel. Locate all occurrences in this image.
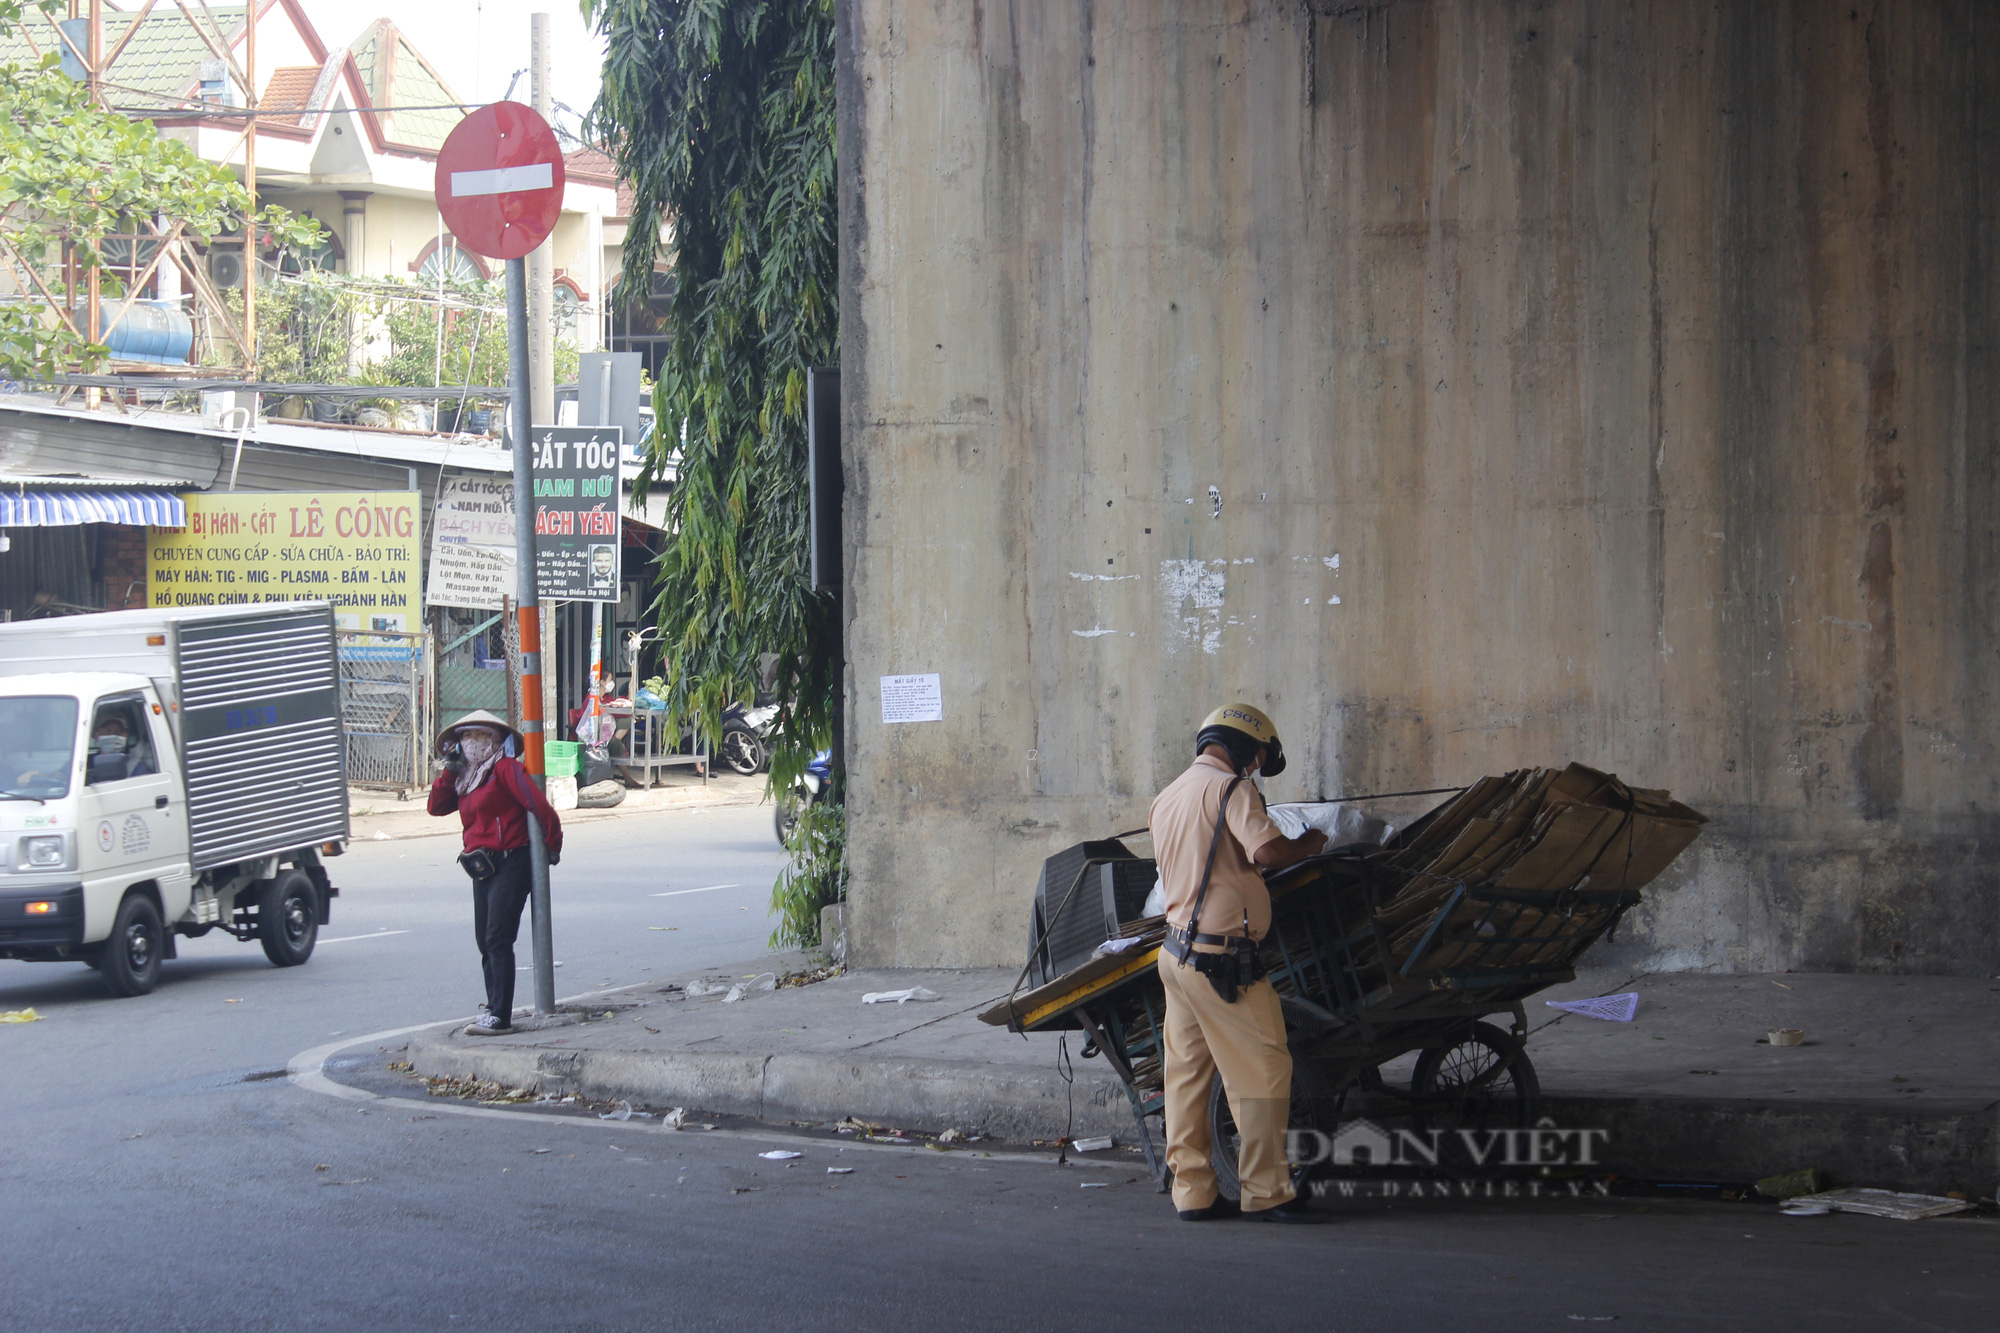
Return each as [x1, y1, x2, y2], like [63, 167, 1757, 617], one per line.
[1410, 1020, 1541, 1163]
[1207, 1048, 1341, 1204]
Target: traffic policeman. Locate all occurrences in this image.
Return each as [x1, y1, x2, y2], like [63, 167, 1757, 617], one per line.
[1150, 704, 1328, 1222]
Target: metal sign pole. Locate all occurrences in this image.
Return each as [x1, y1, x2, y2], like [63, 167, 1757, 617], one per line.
[507, 256, 557, 1016]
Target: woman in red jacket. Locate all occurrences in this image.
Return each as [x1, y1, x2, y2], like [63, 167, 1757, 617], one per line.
[428, 711, 564, 1035]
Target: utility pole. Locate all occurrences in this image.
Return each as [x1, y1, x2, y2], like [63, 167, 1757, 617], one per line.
[85, 2, 101, 408]
[527, 14, 555, 430]
[243, 0, 257, 373]
[508, 257, 557, 1017]
[528, 12, 560, 742]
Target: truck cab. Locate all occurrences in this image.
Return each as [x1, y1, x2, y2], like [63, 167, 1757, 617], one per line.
[0, 604, 347, 997]
[2, 674, 192, 984]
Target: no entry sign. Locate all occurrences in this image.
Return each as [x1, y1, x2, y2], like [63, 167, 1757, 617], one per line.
[434, 103, 566, 260]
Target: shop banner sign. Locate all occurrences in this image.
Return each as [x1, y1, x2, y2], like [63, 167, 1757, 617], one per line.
[531, 425, 621, 602]
[148, 491, 422, 632]
[428, 472, 517, 610]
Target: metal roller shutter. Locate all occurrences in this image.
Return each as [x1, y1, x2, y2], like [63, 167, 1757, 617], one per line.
[174, 606, 350, 869]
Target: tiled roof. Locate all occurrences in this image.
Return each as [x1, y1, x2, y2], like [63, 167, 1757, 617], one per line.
[565, 146, 618, 185]
[258, 66, 322, 126]
[348, 19, 463, 151]
[0, 5, 246, 103]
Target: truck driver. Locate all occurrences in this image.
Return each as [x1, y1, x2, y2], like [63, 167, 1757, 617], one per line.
[1150, 704, 1329, 1224]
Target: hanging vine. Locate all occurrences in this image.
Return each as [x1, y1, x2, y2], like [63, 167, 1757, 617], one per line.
[588, 0, 841, 945]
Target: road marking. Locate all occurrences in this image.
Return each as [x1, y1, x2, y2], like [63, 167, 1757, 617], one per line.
[317, 930, 412, 945]
[648, 884, 741, 897]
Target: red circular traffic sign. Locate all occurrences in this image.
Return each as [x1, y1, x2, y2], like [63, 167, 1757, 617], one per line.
[434, 103, 567, 260]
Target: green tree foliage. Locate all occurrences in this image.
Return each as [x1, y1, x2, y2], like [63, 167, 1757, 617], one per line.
[246, 272, 368, 384]
[586, 0, 838, 766]
[588, 0, 840, 945]
[0, 45, 319, 380]
[772, 801, 846, 950]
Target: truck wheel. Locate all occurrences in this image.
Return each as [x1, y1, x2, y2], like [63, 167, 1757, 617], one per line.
[100, 893, 165, 997]
[259, 870, 320, 967]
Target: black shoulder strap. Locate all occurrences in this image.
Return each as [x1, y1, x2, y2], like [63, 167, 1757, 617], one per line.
[1182, 776, 1244, 939]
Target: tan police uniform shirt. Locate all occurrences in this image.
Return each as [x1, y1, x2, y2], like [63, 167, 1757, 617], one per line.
[1149, 753, 1285, 941]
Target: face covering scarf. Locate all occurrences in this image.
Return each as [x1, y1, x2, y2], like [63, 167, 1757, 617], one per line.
[454, 728, 504, 797]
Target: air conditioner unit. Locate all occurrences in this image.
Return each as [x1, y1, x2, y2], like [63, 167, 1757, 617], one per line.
[209, 248, 244, 290]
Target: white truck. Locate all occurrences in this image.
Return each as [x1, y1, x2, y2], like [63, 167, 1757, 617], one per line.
[0, 602, 348, 996]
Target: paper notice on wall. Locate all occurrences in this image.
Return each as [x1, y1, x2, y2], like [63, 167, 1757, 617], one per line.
[428, 473, 516, 609]
[879, 673, 943, 724]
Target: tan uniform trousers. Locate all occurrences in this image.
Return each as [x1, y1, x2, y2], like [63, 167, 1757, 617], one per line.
[1159, 949, 1296, 1213]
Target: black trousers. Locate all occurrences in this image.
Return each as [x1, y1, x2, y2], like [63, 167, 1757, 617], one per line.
[472, 849, 533, 1020]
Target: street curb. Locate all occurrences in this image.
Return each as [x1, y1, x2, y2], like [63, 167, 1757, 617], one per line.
[406, 1029, 1136, 1141]
[410, 1026, 1999, 1192]
[1536, 1093, 1998, 1197]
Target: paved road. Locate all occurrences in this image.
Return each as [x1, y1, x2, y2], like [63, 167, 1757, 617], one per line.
[3, 806, 1994, 1331]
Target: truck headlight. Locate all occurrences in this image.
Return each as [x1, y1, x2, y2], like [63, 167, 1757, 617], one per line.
[23, 835, 66, 868]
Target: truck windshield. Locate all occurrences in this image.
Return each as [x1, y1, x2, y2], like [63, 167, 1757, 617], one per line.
[0, 696, 80, 800]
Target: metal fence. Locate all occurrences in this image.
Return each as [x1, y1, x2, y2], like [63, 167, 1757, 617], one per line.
[335, 629, 434, 797]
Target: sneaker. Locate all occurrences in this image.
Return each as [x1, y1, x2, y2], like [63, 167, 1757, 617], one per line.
[1176, 1196, 1241, 1222]
[465, 1011, 513, 1036]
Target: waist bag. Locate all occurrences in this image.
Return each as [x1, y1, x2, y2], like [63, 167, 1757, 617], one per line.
[1163, 776, 1267, 1003]
[457, 847, 502, 881]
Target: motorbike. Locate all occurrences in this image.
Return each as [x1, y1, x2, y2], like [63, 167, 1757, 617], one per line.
[774, 749, 832, 844]
[720, 702, 779, 777]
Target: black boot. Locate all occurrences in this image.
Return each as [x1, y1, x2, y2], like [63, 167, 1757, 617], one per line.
[1244, 1196, 1328, 1224]
[1177, 1196, 1242, 1221]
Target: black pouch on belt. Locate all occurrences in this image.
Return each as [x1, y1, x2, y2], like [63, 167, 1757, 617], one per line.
[1190, 939, 1266, 1003]
[457, 847, 500, 881]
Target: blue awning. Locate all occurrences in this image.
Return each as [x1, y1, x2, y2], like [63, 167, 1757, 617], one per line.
[0, 489, 186, 527]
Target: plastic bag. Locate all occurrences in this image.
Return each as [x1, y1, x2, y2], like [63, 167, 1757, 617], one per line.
[862, 987, 941, 1005]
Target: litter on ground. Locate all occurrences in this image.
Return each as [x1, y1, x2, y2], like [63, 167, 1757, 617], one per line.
[1, 1008, 44, 1023]
[1781, 1188, 1975, 1220]
[1545, 993, 1639, 1022]
[863, 987, 941, 1005]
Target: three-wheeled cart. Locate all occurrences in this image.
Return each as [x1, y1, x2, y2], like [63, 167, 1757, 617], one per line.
[984, 767, 1703, 1195]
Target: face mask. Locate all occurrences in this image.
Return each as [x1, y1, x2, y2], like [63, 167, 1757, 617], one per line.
[96, 734, 129, 755]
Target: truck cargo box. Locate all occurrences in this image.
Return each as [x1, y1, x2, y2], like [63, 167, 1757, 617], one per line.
[0, 603, 350, 868]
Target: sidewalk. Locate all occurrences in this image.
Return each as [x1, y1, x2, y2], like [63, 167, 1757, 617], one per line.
[346, 771, 767, 842]
[406, 961, 2000, 1197]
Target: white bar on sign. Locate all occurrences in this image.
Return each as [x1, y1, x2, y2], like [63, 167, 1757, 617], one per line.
[451, 162, 555, 197]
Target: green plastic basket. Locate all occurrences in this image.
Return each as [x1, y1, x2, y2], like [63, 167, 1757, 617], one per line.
[543, 740, 580, 777]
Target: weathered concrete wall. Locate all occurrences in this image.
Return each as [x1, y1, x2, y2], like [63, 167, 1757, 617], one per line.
[836, 0, 1998, 973]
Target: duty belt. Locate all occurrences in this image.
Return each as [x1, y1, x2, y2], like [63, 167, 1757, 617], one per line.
[1164, 922, 1254, 960]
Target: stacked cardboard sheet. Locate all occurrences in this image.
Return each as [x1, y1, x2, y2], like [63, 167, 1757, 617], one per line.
[1368, 763, 1706, 977]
